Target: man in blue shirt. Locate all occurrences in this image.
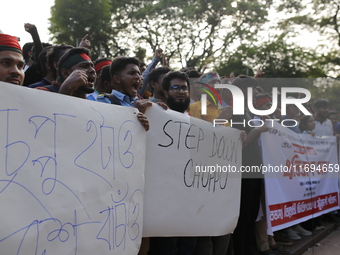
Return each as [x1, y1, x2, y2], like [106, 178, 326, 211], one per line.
[97, 56, 142, 106]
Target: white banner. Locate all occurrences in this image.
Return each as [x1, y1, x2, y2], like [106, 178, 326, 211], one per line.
[143, 105, 242, 237]
[0, 82, 145, 255]
[261, 122, 340, 232]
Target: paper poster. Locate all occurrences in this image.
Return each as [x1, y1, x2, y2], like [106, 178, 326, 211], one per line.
[261, 122, 339, 232]
[143, 105, 242, 237]
[0, 82, 145, 255]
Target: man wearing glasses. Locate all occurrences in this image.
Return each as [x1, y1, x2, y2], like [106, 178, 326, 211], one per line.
[148, 71, 196, 255]
[162, 71, 191, 114]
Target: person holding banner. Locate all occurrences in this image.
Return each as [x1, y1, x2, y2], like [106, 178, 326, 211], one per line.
[95, 56, 152, 131]
[190, 71, 234, 255]
[0, 33, 25, 85]
[298, 115, 316, 135]
[253, 94, 292, 255]
[97, 56, 143, 106]
[313, 99, 334, 137]
[148, 71, 196, 255]
[229, 75, 268, 255]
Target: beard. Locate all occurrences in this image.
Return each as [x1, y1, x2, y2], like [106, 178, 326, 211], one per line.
[167, 94, 190, 113]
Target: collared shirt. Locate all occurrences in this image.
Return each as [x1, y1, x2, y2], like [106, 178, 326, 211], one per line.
[282, 115, 301, 133]
[97, 89, 137, 107]
[87, 90, 100, 101]
[313, 118, 333, 136]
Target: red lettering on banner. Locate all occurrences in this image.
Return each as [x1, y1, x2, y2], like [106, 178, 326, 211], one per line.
[292, 143, 316, 155]
[283, 154, 330, 179]
[269, 192, 339, 227]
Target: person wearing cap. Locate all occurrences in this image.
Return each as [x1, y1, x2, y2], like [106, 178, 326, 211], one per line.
[0, 33, 25, 85]
[57, 47, 96, 99]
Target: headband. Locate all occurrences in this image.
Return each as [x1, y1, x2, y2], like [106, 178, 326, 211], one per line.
[60, 52, 91, 70]
[0, 34, 22, 54]
[94, 60, 112, 72]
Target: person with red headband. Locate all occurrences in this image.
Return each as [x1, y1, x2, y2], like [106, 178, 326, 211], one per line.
[57, 47, 96, 98]
[87, 57, 112, 101]
[253, 93, 272, 122]
[0, 34, 25, 85]
[29, 44, 73, 92]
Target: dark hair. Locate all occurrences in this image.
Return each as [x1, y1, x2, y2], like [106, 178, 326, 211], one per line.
[256, 86, 264, 93]
[148, 67, 171, 93]
[37, 46, 53, 76]
[255, 93, 272, 101]
[94, 57, 111, 66]
[232, 75, 257, 88]
[298, 115, 313, 132]
[57, 47, 91, 81]
[162, 71, 190, 92]
[22, 42, 34, 61]
[185, 69, 201, 78]
[313, 99, 328, 109]
[99, 65, 112, 87]
[48, 44, 74, 79]
[110, 56, 140, 77]
[328, 111, 337, 118]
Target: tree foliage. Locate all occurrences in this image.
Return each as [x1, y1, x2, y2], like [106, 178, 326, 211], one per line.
[48, 0, 340, 80]
[49, 0, 114, 59]
[215, 34, 327, 78]
[110, 0, 272, 70]
[276, 0, 340, 77]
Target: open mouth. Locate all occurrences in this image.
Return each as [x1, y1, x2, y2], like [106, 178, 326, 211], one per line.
[131, 82, 141, 93]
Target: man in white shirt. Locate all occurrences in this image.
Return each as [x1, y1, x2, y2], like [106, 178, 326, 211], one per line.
[313, 99, 333, 136]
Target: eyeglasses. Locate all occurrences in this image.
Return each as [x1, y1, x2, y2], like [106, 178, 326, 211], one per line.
[169, 85, 189, 92]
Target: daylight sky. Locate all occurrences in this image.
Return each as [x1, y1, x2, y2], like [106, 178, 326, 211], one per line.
[1, 0, 322, 51]
[1, 0, 55, 47]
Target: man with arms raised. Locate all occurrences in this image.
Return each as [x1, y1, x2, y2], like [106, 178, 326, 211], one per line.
[0, 34, 25, 85]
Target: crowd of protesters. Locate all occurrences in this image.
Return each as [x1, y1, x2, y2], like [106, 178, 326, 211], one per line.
[1, 23, 340, 255]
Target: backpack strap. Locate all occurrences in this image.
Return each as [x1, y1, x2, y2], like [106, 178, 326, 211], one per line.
[102, 93, 122, 105]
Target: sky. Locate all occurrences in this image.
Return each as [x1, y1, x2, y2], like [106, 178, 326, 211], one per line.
[1, 0, 322, 52]
[1, 0, 55, 48]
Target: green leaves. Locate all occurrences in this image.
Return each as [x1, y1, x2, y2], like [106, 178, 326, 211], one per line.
[49, 0, 115, 59]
